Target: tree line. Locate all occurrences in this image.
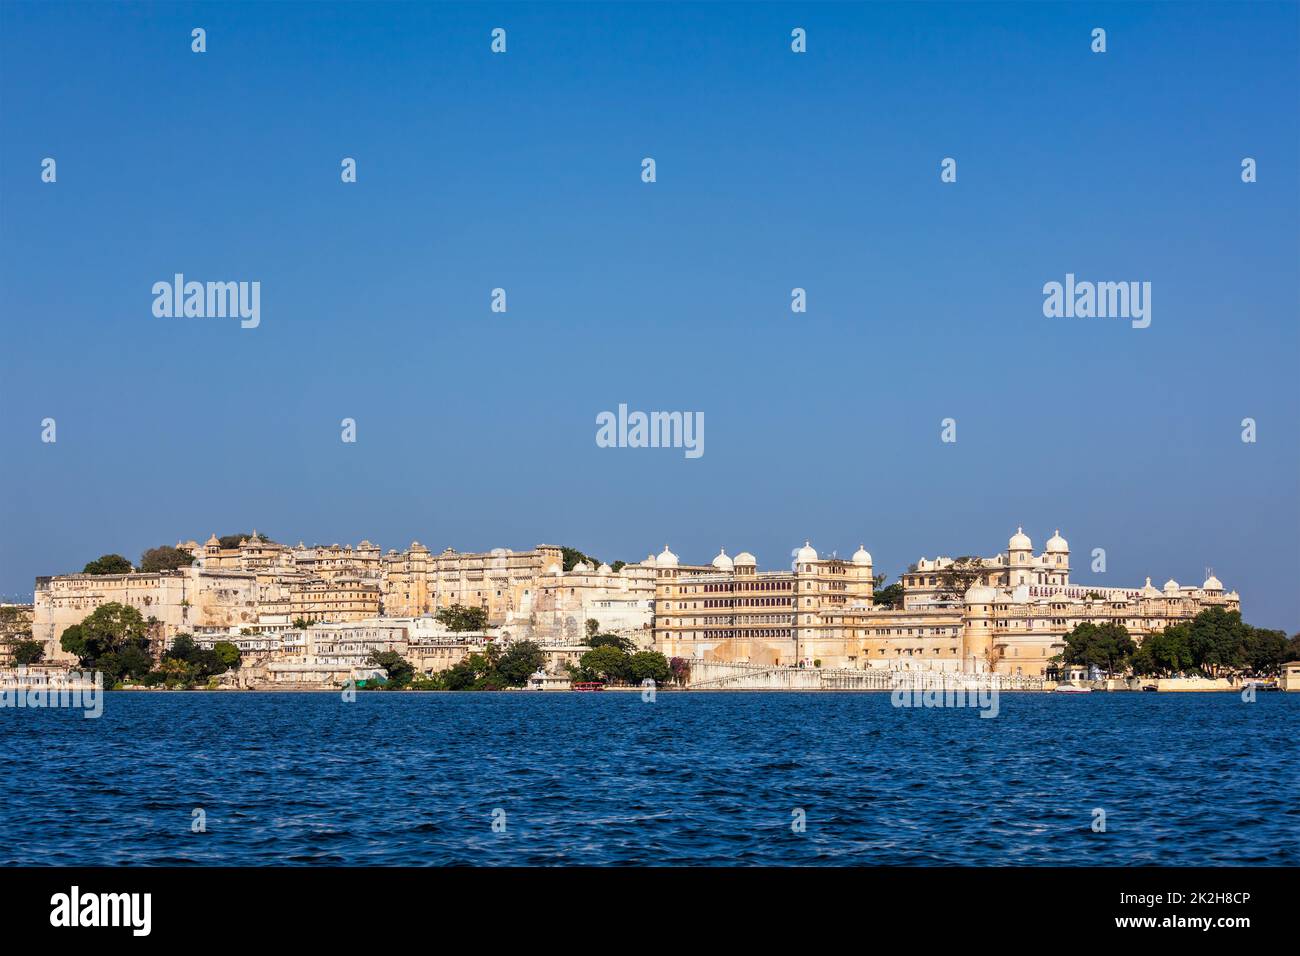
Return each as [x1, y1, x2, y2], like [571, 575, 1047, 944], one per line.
[1061, 607, 1297, 678]
[57, 602, 242, 688]
[362, 619, 681, 691]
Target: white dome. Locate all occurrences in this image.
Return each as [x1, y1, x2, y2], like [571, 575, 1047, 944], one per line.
[597, 563, 612, 575]
[546, 562, 562, 574]
[1045, 529, 1069, 553]
[852, 545, 872, 566]
[573, 561, 592, 573]
[1009, 527, 1032, 551]
[711, 548, 733, 571]
[1141, 577, 1160, 598]
[733, 551, 756, 566]
[655, 545, 678, 567]
[795, 541, 818, 563]
[1202, 574, 1222, 591]
[965, 585, 997, 604]
[1163, 578, 1180, 594]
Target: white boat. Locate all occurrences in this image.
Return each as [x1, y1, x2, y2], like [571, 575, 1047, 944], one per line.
[1053, 682, 1093, 693]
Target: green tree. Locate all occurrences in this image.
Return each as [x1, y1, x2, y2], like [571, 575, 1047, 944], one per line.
[872, 576, 905, 609]
[584, 619, 600, 641]
[218, 533, 274, 549]
[10, 639, 45, 666]
[292, 618, 317, 630]
[434, 604, 488, 632]
[439, 657, 481, 690]
[627, 650, 671, 685]
[97, 644, 157, 686]
[213, 641, 242, 670]
[149, 656, 196, 687]
[561, 546, 599, 572]
[1062, 621, 1136, 676]
[497, 641, 545, 686]
[579, 646, 631, 683]
[1286, 633, 1300, 663]
[61, 602, 148, 666]
[1185, 607, 1248, 678]
[82, 554, 133, 575]
[932, 557, 987, 602]
[1131, 625, 1192, 677]
[587, 633, 634, 653]
[59, 624, 88, 661]
[1241, 627, 1288, 675]
[140, 545, 195, 573]
[165, 633, 198, 662]
[369, 650, 414, 686]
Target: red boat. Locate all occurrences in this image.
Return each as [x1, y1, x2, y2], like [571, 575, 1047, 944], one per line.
[571, 681, 605, 692]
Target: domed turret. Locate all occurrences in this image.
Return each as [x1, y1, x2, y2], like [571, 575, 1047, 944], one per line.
[711, 548, 733, 572]
[965, 584, 998, 604]
[1202, 573, 1223, 592]
[1141, 577, 1160, 598]
[852, 545, 872, 566]
[1045, 529, 1068, 553]
[1009, 527, 1032, 551]
[655, 545, 678, 568]
[733, 551, 757, 567]
[597, 563, 612, 575]
[1163, 578, 1180, 595]
[795, 541, 818, 564]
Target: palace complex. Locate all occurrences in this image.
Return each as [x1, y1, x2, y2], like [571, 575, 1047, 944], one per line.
[25, 527, 1239, 679]
[652, 529, 1239, 677]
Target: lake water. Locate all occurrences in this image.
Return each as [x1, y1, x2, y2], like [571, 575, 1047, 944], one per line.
[1, 691, 1295, 865]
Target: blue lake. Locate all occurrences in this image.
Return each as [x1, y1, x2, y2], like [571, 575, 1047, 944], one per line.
[1, 691, 1295, 865]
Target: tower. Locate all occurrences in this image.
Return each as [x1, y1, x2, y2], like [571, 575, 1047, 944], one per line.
[1007, 527, 1033, 586]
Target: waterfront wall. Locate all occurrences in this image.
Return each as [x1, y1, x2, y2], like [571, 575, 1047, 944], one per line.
[683, 659, 1045, 691]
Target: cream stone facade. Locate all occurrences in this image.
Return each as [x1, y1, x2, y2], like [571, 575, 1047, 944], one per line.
[32, 567, 260, 663]
[506, 557, 658, 646]
[654, 530, 1241, 677]
[655, 542, 876, 667]
[0, 603, 36, 666]
[31, 527, 1248, 685]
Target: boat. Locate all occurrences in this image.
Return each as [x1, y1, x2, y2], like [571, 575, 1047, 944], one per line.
[1141, 685, 1159, 692]
[571, 681, 605, 692]
[1053, 682, 1093, 694]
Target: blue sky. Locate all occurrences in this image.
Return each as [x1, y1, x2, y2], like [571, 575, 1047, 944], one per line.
[1, 2, 1296, 629]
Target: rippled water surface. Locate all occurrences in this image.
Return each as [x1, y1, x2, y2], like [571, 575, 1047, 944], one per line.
[1, 691, 1295, 865]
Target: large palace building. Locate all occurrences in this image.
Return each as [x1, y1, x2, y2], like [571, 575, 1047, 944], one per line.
[30, 527, 1240, 678]
[31, 533, 663, 661]
[654, 529, 1239, 677]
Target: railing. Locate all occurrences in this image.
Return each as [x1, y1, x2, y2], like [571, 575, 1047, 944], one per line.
[683, 659, 1047, 691]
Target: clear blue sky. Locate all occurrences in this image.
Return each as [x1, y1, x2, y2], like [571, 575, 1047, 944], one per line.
[1, 3, 1296, 630]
